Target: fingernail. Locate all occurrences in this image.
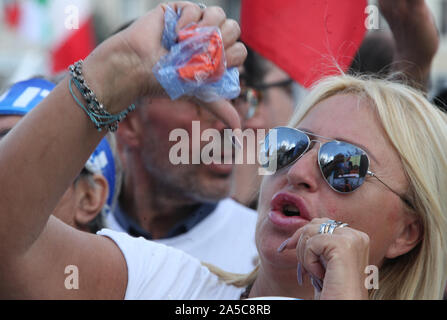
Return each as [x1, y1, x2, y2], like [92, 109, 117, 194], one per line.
[277, 238, 290, 253]
[316, 278, 324, 290]
[297, 263, 303, 286]
[311, 277, 322, 293]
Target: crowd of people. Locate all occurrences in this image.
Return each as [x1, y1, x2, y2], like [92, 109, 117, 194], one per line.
[0, 0, 446, 300]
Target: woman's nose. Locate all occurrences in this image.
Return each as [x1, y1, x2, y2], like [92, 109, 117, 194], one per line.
[286, 147, 321, 193]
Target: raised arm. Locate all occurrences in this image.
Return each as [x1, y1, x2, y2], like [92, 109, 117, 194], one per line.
[0, 2, 245, 299]
[379, 0, 439, 91]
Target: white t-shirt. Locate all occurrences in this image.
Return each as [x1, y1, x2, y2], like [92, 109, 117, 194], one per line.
[105, 198, 259, 274]
[98, 229, 245, 300]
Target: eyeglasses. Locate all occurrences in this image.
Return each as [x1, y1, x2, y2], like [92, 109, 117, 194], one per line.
[261, 127, 414, 208]
[233, 79, 294, 120]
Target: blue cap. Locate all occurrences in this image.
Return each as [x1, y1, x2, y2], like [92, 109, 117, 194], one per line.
[0, 78, 117, 214]
[85, 138, 117, 211]
[0, 79, 56, 116]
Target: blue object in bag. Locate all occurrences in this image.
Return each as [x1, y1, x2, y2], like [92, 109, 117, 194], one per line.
[153, 6, 240, 102]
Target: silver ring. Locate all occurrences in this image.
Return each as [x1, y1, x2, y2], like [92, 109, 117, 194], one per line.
[323, 220, 336, 234]
[330, 221, 349, 234]
[319, 222, 332, 234]
[319, 223, 328, 234]
[197, 3, 207, 9]
[328, 223, 338, 235]
[319, 220, 349, 235]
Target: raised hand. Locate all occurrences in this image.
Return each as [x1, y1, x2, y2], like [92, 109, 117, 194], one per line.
[379, 0, 439, 90]
[283, 218, 370, 300]
[84, 2, 246, 130]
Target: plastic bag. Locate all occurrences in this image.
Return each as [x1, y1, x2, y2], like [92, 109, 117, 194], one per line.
[153, 6, 240, 102]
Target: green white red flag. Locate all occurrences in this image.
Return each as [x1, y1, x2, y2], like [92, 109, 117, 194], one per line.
[4, 0, 96, 74]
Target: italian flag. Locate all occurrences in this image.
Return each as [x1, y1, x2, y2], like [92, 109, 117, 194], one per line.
[4, 0, 96, 74]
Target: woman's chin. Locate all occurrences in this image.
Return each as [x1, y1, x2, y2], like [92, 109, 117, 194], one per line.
[256, 227, 298, 269]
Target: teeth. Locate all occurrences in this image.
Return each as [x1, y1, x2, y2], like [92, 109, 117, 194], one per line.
[283, 205, 300, 216]
[284, 205, 299, 212]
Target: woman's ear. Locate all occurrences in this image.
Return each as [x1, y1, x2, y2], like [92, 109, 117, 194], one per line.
[74, 174, 109, 228]
[385, 214, 422, 259]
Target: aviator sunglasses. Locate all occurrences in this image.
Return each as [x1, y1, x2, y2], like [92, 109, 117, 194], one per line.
[261, 127, 414, 208]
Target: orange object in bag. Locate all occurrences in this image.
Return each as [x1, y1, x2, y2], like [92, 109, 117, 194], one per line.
[177, 25, 225, 83]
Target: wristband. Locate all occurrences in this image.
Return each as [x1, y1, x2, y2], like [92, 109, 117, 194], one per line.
[68, 60, 136, 132]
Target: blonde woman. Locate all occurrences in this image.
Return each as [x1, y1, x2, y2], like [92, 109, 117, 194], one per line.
[210, 74, 447, 300]
[0, 2, 445, 300]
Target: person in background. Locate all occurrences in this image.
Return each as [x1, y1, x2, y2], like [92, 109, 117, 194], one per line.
[231, 47, 303, 209]
[0, 77, 121, 233]
[105, 13, 258, 274]
[349, 31, 395, 77]
[351, 0, 439, 92]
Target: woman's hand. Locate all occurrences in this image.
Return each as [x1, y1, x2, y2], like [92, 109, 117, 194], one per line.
[83, 2, 246, 130]
[284, 218, 370, 300]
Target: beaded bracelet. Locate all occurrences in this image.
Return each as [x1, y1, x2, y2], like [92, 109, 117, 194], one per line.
[68, 60, 136, 132]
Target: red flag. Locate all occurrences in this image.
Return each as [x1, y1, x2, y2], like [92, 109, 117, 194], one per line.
[48, 0, 96, 74]
[51, 17, 96, 74]
[4, 0, 21, 29]
[241, 0, 367, 88]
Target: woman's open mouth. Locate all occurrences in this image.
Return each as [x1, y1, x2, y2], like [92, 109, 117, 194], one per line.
[268, 192, 312, 231]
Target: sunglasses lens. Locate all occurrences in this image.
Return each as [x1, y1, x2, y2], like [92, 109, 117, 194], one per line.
[261, 127, 310, 172]
[319, 141, 369, 193]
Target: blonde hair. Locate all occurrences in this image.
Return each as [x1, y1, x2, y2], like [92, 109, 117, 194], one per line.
[208, 74, 447, 300]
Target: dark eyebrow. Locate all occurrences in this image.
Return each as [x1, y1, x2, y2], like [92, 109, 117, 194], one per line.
[299, 128, 380, 165]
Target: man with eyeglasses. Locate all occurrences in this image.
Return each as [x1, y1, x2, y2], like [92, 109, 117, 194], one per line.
[102, 9, 259, 275]
[232, 46, 307, 209]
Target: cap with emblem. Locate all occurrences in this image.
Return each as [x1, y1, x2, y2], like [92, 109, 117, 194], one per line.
[0, 78, 55, 115]
[0, 77, 117, 215]
[84, 138, 116, 212]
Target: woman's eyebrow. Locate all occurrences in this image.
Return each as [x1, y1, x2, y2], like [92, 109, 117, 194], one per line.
[298, 127, 380, 165]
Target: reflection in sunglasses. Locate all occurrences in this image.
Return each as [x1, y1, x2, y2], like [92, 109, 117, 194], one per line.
[262, 127, 414, 208]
